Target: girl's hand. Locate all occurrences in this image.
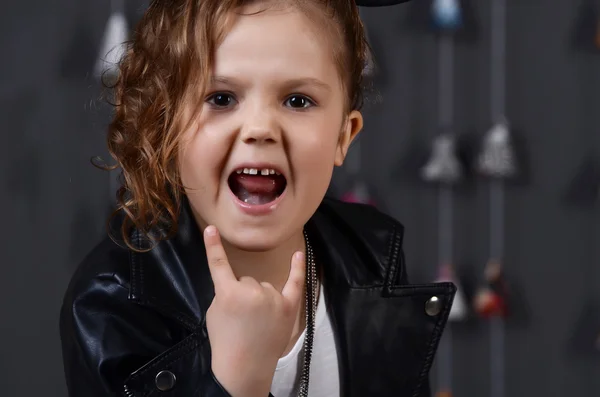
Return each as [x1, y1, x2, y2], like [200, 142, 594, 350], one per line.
[203, 225, 306, 397]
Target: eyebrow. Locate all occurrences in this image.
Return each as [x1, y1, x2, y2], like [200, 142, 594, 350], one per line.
[210, 76, 331, 92]
[210, 76, 242, 88]
[282, 78, 331, 92]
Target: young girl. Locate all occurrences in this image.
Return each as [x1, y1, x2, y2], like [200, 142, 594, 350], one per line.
[60, 0, 456, 396]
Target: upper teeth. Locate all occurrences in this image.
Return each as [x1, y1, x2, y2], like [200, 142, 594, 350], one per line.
[236, 168, 281, 176]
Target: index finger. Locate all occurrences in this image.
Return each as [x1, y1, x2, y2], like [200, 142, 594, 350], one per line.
[281, 251, 306, 305]
[203, 225, 236, 292]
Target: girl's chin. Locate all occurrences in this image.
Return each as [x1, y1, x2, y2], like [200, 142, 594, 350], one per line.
[188, 204, 294, 251]
[220, 228, 298, 253]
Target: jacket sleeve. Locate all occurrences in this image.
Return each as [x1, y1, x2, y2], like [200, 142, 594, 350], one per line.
[59, 273, 232, 397]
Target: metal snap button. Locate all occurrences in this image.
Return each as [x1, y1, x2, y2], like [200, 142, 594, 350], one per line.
[425, 296, 441, 316]
[155, 370, 177, 392]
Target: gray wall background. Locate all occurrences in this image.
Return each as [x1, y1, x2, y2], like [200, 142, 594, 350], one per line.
[1, 0, 599, 396]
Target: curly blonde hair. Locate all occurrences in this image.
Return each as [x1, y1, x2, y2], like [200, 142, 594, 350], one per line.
[103, 0, 371, 251]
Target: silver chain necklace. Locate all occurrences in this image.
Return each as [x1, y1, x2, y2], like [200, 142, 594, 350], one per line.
[296, 229, 318, 397]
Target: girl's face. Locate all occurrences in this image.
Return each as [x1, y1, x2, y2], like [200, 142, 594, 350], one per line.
[180, 1, 363, 251]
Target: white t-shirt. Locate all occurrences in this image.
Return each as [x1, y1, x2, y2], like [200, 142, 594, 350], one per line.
[270, 282, 340, 397]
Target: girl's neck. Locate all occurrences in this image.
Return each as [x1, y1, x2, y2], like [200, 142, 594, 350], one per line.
[221, 230, 307, 292]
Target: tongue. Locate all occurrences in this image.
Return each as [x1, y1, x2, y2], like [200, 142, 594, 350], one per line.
[230, 174, 282, 205]
[235, 174, 278, 194]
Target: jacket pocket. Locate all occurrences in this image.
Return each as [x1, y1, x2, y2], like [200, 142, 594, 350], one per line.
[123, 332, 201, 396]
[122, 330, 234, 397]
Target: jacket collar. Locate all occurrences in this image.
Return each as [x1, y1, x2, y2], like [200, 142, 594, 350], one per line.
[127, 196, 410, 325]
[127, 197, 213, 329]
[128, 196, 456, 396]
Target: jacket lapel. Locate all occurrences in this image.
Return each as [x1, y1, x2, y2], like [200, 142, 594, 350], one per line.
[309, 202, 456, 397]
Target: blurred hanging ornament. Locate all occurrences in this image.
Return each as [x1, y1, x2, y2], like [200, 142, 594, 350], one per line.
[476, 119, 517, 179]
[474, 260, 509, 318]
[563, 155, 600, 207]
[435, 263, 468, 321]
[405, 0, 477, 41]
[421, 133, 463, 184]
[571, 0, 600, 53]
[435, 391, 453, 397]
[95, 10, 129, 82]
[431, 0, 462, 31]
[341, 179, 377, 206]
[569, 301, 600, 356]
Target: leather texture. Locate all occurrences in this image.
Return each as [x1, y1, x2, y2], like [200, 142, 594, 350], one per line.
[60, 196, 456, 397]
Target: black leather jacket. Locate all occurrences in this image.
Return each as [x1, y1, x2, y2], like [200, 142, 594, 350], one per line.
[60, 197, 456, 397]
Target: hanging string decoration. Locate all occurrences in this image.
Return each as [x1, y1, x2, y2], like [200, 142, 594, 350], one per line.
[474, 260, 509, 318]
[435, 263, 468, 321]
[421, 133, 463, 184]
[430, 23, 460, 396]
[476, 118, 518, 179]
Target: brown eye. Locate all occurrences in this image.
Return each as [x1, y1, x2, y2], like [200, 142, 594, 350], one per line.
[285, 95, 314, 109]
[207, 93, 236, 108]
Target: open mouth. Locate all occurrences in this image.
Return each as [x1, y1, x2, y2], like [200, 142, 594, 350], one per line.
[228, 167, 287, 206]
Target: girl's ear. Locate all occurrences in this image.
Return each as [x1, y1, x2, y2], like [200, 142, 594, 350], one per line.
[335, 110, 363, 166]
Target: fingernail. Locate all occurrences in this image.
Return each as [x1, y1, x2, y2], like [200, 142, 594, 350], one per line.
[205, 225, 217, 236]
[295, 252, 304, 261]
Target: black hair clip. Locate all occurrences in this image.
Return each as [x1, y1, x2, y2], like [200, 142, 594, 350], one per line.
[355, 0, 410, 6]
